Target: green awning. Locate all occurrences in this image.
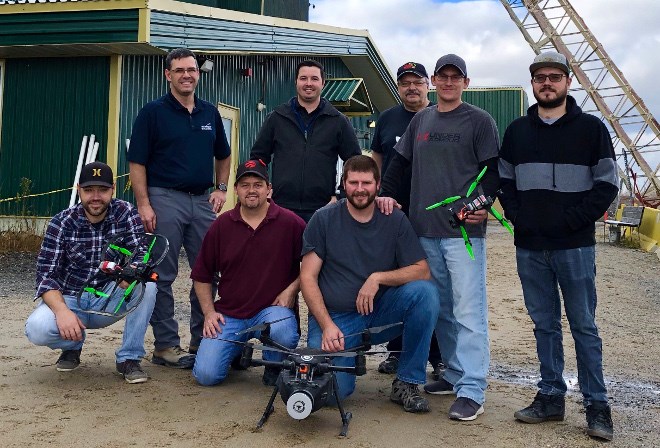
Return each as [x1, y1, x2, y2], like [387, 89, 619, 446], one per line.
[322, 78, 373, 116]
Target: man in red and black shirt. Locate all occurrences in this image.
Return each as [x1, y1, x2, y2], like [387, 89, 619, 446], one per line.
[191, 160, 305, 386]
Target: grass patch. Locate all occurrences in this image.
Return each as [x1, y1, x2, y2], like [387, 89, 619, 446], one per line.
[0, 230, 43, 253]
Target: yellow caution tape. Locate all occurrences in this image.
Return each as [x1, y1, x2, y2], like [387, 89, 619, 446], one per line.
[0, 174, 129, 204]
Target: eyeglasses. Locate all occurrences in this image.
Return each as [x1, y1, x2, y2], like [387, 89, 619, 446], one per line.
[170, 68, 199, 75]
[398, 80, 427, 88]
[532, 73, 566, 83]
[434, 74, 465, 83]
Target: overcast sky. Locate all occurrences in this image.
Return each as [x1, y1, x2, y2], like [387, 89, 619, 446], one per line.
[310, 0, 660, 171]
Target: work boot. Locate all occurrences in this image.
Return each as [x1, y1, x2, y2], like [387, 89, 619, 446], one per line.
[152, 346, 195, 369]
[586, 401, 614, 441]
[390, 379, 430, 413]
[514, 392, 565, 423]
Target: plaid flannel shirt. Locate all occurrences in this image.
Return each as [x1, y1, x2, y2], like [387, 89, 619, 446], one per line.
[35, 199, 145, 299]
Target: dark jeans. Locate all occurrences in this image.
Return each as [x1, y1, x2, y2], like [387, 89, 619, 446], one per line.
[516, 246, 608, 405]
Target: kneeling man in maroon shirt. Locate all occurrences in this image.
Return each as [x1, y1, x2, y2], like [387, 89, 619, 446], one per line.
[191, 159, 305, 386]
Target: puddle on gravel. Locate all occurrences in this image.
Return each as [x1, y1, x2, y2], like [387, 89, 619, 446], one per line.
[490, 362, 660, 409]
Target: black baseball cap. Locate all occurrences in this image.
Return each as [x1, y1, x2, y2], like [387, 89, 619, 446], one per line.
[434, 54, 467, 77]
[235, 159, 269, 183]
[79, 161, 114, 187]
[397, 62, 429, 80]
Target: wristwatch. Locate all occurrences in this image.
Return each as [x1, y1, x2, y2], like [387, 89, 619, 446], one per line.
[216, 183, 227, 192]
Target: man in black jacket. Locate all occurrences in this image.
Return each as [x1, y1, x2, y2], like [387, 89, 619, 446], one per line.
[250, 60, 362, 222]
[498, 51, 618, 441]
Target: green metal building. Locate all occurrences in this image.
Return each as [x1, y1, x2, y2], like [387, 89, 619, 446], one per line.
[0, 0, 527, 221]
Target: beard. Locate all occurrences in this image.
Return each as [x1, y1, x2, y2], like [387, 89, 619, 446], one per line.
[81, 200, 109, 217]
[533, 86, 568, 109]
[347, 190, 376, 210]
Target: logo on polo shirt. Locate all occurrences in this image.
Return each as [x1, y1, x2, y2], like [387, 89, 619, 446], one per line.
[201, 123, 213, 131]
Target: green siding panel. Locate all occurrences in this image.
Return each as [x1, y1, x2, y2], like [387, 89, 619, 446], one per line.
[0, 57, 110, 216]
[150, 11, 367, 56]
[116, 54, 356, 202]
[0, 10, 139, 46]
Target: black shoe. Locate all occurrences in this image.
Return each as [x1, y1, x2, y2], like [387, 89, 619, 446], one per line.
[390, 379, 431, 413]
[231, 354, 248, 370]
[56, 349, 81, 372]
[586, 401, 614, 441]
[449, 397, 484, 421]
[423, 377, 455, 395]
[116, 359, 149, 384]
[262, 366, 280, 386]
[430, 361, 446, 381]
[378, 355, 399, 374]
[514, 392, 565, 423]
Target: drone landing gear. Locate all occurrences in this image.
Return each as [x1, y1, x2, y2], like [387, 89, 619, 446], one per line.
[333, 375, 352, 437]
[256, 386, 278, 429]
[255, 373, 353, 437]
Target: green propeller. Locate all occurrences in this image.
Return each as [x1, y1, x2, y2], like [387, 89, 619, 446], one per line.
[84, 287, 109, 298]
[466, 166, 488, 197]
[459, 226, 474, 260]
[489, 207, 514, 235]
[426, 195, 462, 210]
[113, 280, 138, 313]
[109, 244, 132, 256]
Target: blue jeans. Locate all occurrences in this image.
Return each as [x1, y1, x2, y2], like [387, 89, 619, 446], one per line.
[148, 187, 217, 350]
[192, 306, 299, 386]
[419, 237, 489, 405]
[307, 280, 439, 401]
[25, 283, 157, 363]
[516, 246, 608, 405]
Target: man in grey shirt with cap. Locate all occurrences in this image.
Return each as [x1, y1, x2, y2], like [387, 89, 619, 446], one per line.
[381, 54, 500, 421]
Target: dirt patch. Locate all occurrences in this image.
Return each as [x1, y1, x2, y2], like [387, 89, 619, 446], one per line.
[0, 228, 658, 447]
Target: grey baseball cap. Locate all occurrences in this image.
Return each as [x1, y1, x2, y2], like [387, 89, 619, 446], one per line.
[434, 54, 467, 77]
[529, 51, 570, 75]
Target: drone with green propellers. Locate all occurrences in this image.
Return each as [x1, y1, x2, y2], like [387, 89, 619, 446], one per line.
[426, 166, 513, 260]
[76, 232, 169, 318]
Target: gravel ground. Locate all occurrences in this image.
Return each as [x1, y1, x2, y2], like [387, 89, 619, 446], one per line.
[0, 229, 658, 447]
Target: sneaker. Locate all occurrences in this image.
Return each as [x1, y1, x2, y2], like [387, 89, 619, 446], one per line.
[116, 359, 149, 384]
[423, 377, 455, 395]
[262, 366, 280, 386]
[390, 379, 431, 413]
[378, 355, 399, 374]
[586, 401, 614, 441]
[188, 345, 198, 355]
[514, 392, 565, 424]
[152, 345, 196, 369]
[449, 397, 484, 421]
[430, 361, 446, 381]
[56, 349, 81, 372]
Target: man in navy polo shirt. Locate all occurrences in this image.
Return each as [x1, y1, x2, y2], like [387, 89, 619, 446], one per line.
[190, 160, 304, 386]
[128, 48, 231, 369]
